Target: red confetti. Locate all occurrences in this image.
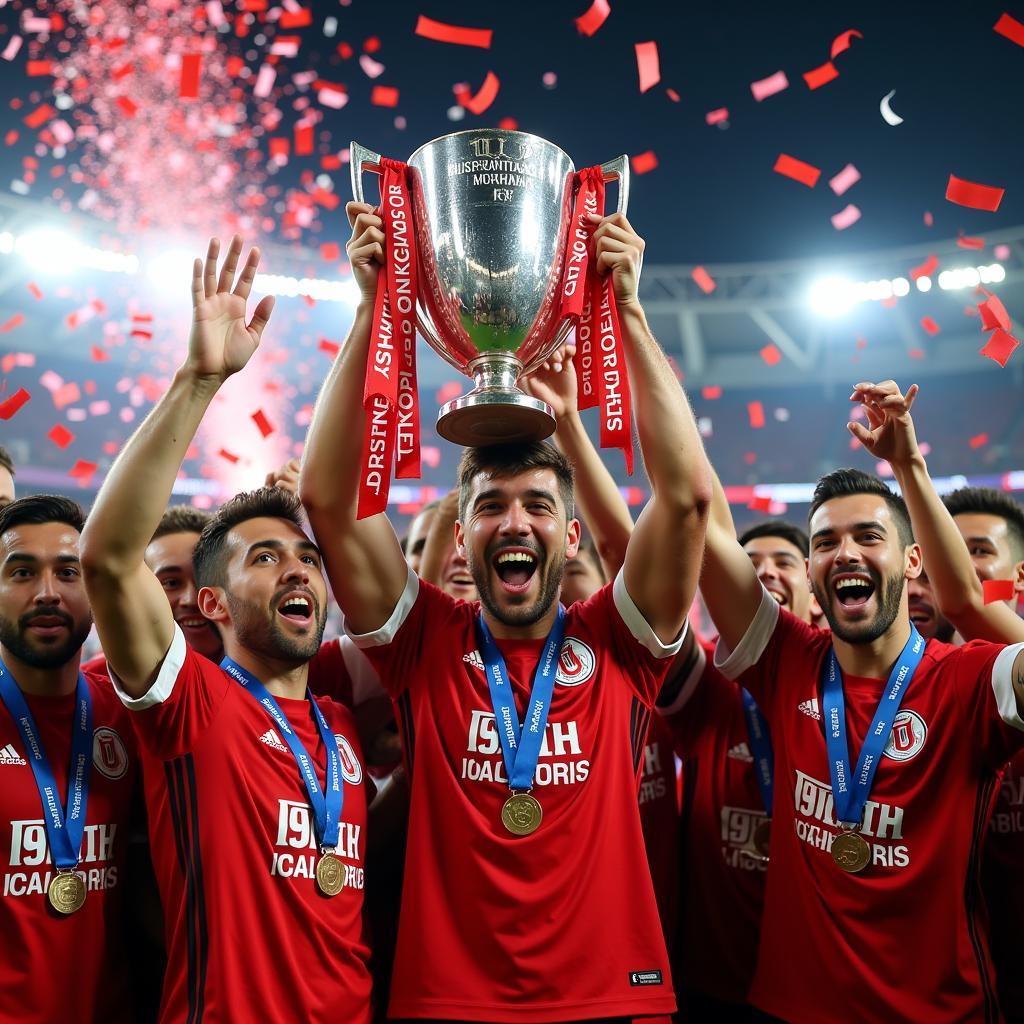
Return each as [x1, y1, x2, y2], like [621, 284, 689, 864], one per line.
[497, 117, 518, 130]
[575, 0, 611, 36]
[946, 174, 1005, 212]
[462, 72, 500, 115]
[994, 12, 1024, 48]
[179, 53, 202, 99]
[295, 122, 314, 155]
[414, 14, 493, 48]
[0, 313, 25, 333]
[751, 70, 789, 101]
[706, 107, 729, 125]
[635, 41, 660, 93]
[371, 85, 400, 108]
[980, 328, 1020, 367]
[748, 401, 766, 429]
[52, 383, 80, 409]
[923, 211, 934, 227]
[27, 282, 42, 300]
[920, 317, 940, 336]
[68, 460, 98, 482]
[218, 448, 240, 464]
[278, 7, 311, 28]
[957, 234, 985, 250]
[803, 61, 838, 90]
[318, 338, 341, 357]
[25, 60, 52, 76]
[983, 579, 1017, 603]
[666, 88, 681, 102]
[116, 96, 138, 118]
[0, 388, 30, 420]
[748, 495, 773, 512]
[90, 345, 110, 362]
[774, 153, 821, 188]
[969, 433, 989, 449]
[702, 385, 722, 400]
[251, 409, 274, 438]
[23, 104, 56, 129]
[363, 37, 382, 53]
[631, 150, 658, 175]
[979, 294, 1011, 332]
[830, 28, 863, 58]
[112, 62, 133, 81]
[269, 138, 289, 161]
[320, 242, 341, 262]
[130, 329, 153, 341]
[760, 344, 782, 366]
[691, 266, 716, 294]
[47, 423, 74, 449]
[910, 254, 938, 280]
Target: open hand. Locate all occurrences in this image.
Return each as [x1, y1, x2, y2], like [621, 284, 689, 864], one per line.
[848, 380, 921, 467]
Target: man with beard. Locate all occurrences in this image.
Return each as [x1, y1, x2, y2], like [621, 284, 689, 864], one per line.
[0, 495, 136, 1023]
[80, 236, 372, 1023]
[300, 204, 711, 1021]
[699, 379, 1024, 1023]
[849, 379, 1024, 1023]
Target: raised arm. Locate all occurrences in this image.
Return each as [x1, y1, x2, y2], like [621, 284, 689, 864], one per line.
[850, 380, 1024, 644]
[522, 344, 633, 576]
[298, 203, 409, 635]
[588, 212, 712, 643]
[81, 237, 274, 694]
[418, 489, 458, 586]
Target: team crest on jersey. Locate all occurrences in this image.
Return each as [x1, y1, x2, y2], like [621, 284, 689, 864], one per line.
[883, 710, 928, 762]
[334, 734, 363, 784]
[555, 637, 596, 686]
[92, 727, 129, 780]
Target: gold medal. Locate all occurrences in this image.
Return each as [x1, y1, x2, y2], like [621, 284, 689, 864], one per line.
[831, 830, 870, 873]
[48, 870, 86, 915]
[315, 852, 346, 897]
[501, 792, 542, 836]
[752, 819, 772, 860]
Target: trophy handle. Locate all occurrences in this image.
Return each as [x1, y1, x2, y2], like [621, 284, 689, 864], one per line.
[350, 141, 384, 204]
[599, 155, 630, 215]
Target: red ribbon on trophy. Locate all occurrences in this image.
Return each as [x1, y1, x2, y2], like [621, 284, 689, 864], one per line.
[559, 167, 634, 474]
[358, 158, 421, 520]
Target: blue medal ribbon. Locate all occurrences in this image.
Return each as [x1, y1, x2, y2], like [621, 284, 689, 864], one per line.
[822, 624, 925, 828]
[221, 657, 343, 850]
[477, 607, 565, 792]
[0, 657, 92, 872]
[740, 688, 773, 816]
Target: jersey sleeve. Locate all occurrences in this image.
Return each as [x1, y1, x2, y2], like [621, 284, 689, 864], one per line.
[108, 624, 232, 760]
[949, 640, 1024, 770]
[345, 565, 460, 699]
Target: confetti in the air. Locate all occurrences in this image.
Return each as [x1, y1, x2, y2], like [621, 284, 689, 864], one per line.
[751, 70, 789, 101]
[691, 266, 716, 294]
[635, 41, 660, 93]
[831, 204, 861, 230]
[414, 14, 493, 48]
[980, 328, 1020, 367]
[575, 0, 611, 36]
[774, 154, 821, 188]
[984, 579, 1017, 603]
[880, 90, 904, 126]
[993, 12, 1024, 48]
[946, 174, 1005, 212]
[829, 164, 861, 196]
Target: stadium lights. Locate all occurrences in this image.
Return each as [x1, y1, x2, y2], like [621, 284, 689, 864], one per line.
[808, 263, 1004, 316]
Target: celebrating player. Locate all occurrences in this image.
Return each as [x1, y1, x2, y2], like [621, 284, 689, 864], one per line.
[300, 202, 711, 1020]
[80, 236, 373, 1023]
[0, 495, 136, 1023]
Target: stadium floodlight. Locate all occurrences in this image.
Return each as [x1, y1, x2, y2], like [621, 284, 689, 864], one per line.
[16, 228, 82, 273]
[145, 249, 199, 288]
[915, 276, 932, 292]
[808, 276, 856, 317]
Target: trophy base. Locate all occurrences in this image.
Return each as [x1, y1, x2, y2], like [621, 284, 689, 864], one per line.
[437, 391, 555, 446]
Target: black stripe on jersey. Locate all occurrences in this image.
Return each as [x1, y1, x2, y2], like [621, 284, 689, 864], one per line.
[630, 697, 651, 775]
[398, 691, 415, 778]
[965, 770, 999, 1024]
[185, 755, 209, 1022]
[166, 761, 199, 1024]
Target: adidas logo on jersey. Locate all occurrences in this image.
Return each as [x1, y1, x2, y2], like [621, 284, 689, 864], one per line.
[463, 650, 484, 671]
[0, 743, 26, 766]
[727, 742, 753, 762]
[259, 729, 289, 752]
[797, 697, 821, 721]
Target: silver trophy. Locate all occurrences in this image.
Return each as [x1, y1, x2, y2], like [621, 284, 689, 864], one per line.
[351, 130, 629, 445]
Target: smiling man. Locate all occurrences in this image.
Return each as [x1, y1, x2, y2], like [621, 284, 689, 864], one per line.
[80, 236, 372, 1023]
[700, 387, 1024, 1024]
[300, 202, 711, 1021]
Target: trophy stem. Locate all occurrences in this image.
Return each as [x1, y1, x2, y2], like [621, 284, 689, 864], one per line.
[437, 354, 555, 447]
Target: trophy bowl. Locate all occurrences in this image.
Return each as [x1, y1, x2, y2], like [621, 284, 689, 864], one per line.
[351, 130, 628, 446]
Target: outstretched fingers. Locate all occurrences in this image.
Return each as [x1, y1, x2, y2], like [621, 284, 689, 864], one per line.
[233, 245, 262, 300]
[217, 235, 244, 294]
[203, 237, 221, 298]
[247, 295, 275, 343]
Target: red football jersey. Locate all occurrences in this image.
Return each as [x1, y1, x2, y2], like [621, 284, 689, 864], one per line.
[715, 587, 1024, 1024]
[638, 713, 680, 948]
[351, 569, 680, 1022]
[112, 626, 373, 1024]
[0, 669, 137, 1023]
[983, 749, 1024, 1021]
[663, 641, 767, 1005]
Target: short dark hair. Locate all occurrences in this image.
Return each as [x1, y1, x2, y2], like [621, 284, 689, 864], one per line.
[808, 468, 914, 548]
[457, 442, 575, 522]
[151, 504, 212, 544]
[739, 519, 809, 557]
[577, 536, 605, 580]
[0, 446, 14, 478]
[192, 487, 306, 589]
[943, 486, 1024, 562]
[0, 494, 85, 536]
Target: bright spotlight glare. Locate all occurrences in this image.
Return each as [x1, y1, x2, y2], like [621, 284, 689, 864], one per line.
[916, 276, 932, 292]
[808, 276, 855, 317]
[892, 277, 910, 297]
[146, 249, 200, 287]
[16, 228, 79, 273]
[980, 263, 1006, 284]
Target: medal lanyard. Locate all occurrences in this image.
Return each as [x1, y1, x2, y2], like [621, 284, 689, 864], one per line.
[477, 607, 565, 792]
[0, 657, 92, 871]
[822, 625, 925, 828]
[221, 658, 343, 850]
[740, 688, 774, 816]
